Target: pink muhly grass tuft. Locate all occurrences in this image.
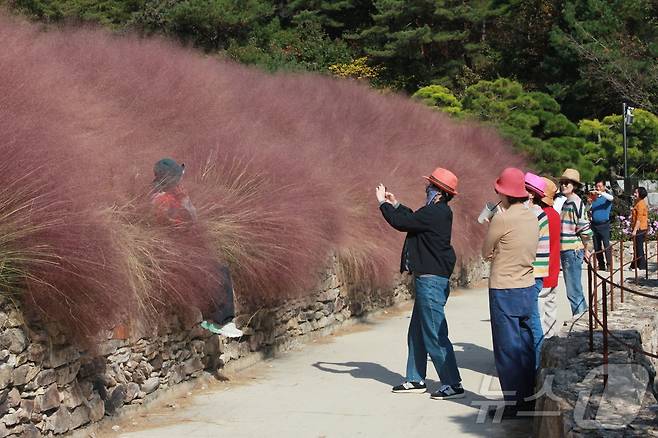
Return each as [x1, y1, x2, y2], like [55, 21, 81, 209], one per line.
[0, 13, 524, 340]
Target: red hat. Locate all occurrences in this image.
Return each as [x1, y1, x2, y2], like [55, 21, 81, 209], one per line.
[423, 167, 459, 195]
[495, 168, 528, 198]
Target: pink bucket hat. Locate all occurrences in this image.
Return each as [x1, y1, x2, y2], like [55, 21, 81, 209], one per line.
[524, 172, 546, 198]
[495, 168, 528, 198]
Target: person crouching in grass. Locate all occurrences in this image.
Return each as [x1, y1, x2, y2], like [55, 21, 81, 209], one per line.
[376, 167, 463, 400]
[151, 158, 243, 338]
[482, 168, 539, 418]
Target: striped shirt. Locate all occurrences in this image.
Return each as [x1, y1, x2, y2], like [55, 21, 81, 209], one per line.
[531, 204, 550, 278]
[560, 195, 592, 250]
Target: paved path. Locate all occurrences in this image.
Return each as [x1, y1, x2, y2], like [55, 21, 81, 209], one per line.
[109, 277, 582, 438]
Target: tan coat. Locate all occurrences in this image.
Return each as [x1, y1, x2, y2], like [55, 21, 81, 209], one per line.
[482, 203, 539, 289]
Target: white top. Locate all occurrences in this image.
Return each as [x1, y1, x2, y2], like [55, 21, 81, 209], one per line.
[598, 191, 614, 201]
[553, 196, 566, 214]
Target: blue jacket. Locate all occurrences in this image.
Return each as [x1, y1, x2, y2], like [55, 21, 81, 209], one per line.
[591, 194, 613, 224]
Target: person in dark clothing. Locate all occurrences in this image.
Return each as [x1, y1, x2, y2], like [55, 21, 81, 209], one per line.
[376, 167, 463, 400]
[589, 178, 614, 270]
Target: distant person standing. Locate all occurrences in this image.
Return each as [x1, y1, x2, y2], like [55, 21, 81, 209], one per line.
[376, 167, 464, 400]
[482, 168, 539, 417]
[630, 187, 649, 270]
[589, 179, 614, 270]
[559, 169, 592, 315]
[537, 178, 561, 338]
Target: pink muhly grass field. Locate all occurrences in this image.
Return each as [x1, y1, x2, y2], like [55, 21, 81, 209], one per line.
[0, 13, 524, 341]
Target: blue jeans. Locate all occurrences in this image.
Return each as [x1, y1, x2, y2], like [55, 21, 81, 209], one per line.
[529, 278, 544, 369]
[591, 222, 611, 269]
[210, 265, 236, 325]
[561, 249, 587, 315]
[489, 286, 536, 404]
[406, 275, 461, 385]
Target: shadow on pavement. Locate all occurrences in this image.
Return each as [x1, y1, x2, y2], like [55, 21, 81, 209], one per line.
[448, 411, 533, 437]
[453, 342, 497, 377]
[312, 361, 403, 386]
[311, 361, 482, 408]
[630, 278, 658, 288]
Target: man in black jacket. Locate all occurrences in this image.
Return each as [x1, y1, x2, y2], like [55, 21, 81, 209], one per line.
[376, 167, 463, 400]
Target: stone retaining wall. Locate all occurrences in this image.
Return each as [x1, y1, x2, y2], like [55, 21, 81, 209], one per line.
[534, 281, 658, 437]
[0, 256, 485, 436]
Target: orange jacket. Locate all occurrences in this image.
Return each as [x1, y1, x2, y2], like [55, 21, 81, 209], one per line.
[631, 199, 649, 231]
[151, 186, 197, 226]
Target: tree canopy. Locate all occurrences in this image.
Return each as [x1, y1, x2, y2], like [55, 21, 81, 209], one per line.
[5, 0, 657, 179]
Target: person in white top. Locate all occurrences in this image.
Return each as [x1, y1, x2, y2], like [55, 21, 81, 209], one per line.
[553, 193, 566, 214]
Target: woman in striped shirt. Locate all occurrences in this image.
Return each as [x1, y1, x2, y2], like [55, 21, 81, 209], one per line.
[558, 169, 592, 315]
[524, 173, 549, 369]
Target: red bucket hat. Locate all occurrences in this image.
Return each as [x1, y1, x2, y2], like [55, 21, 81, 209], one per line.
[423, 167, 459, 195]
[495, 168, 527, 198]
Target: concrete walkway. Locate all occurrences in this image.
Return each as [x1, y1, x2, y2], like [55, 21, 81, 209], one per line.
[108, 277, 580, 438]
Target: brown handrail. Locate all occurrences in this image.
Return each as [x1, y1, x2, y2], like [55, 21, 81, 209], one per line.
[585, 235, 658, 383]
[588, 286, 658, 359]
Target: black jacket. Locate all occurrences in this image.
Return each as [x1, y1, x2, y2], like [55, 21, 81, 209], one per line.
[379, 201, 456, 277]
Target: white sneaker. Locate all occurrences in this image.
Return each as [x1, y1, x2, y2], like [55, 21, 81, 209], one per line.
[217, 322, 243, 338]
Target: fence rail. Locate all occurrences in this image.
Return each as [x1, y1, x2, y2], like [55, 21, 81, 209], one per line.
[585, 235, 658, 385]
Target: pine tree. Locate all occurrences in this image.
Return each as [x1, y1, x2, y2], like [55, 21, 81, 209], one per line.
[355, 0, 506, 91]
[285, 0, 373, 37]
[549, 0, 658, 117]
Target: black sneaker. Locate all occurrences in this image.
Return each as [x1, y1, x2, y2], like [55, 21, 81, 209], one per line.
[430, 383, 465, 400]
[392, 381, 427, 393]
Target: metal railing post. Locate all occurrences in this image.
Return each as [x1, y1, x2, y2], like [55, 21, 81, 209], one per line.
[601, 281, 609, 387]
[620, 239, 625, 303]
[593, 255, 599, 327]
[609, 243, 614, 310]
[634, 234, 638, 281]
[588, 264, 594, 352]
[645, 235, 649, 280]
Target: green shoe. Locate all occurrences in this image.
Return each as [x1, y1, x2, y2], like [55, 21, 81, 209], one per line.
[200, 320, 223, 334]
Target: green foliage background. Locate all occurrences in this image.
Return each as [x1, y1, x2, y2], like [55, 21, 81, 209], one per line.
[5, 0, 657, 180]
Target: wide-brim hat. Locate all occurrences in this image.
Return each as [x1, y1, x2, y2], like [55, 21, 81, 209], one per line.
[524, 172, 546, 198]
[494, 167, 528, 198]
[423, 167, 459, 195]
[559, 168, 582, 187]
[541, 177, 558, 206]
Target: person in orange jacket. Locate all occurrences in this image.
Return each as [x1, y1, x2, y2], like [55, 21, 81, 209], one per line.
[630, 186, 649, 270]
